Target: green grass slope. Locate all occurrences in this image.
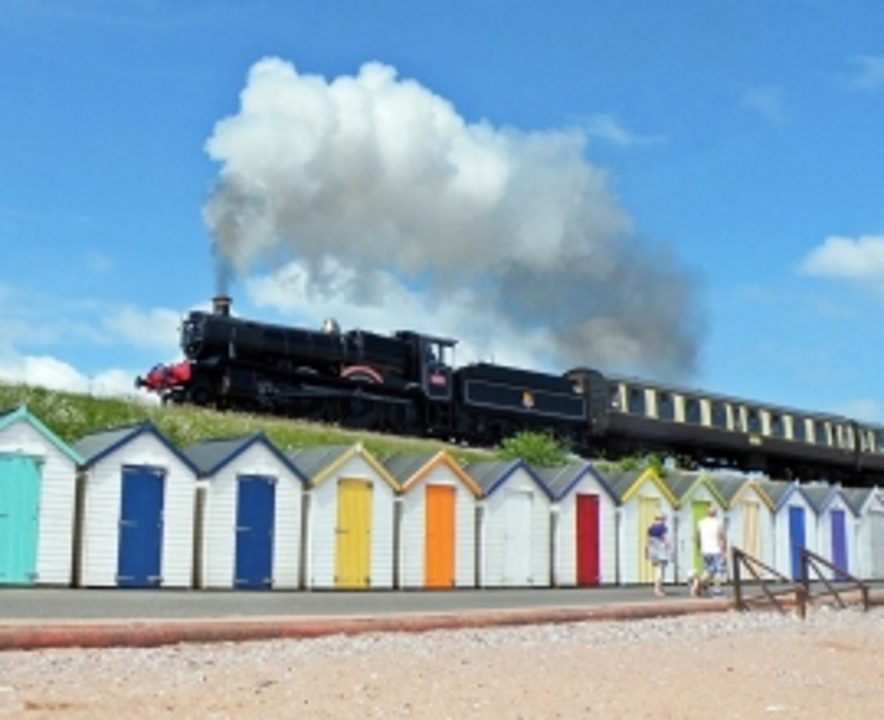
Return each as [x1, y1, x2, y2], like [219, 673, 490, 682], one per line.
[0, 382, 492, 461]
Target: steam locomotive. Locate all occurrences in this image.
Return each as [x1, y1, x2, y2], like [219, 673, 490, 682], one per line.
[137, 296, 884, 486]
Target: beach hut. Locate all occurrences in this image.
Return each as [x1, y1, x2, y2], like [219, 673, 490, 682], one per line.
[802, 483, 857, 578]
[383, 451, 482, 589]
[288, 444, 398, 590]
[466, 459, 553, 588]
[707, 473, 775, 570]
[74, 422, 198, 588]
[599, 467, 678, 586]
[536, 460, 617, 587]
[660, 470, 727, 583]
[0, 406, 83, 586]
[843, 486, 884, 579]
[184, 433, 307, 590]
[757, 479, 816, 581]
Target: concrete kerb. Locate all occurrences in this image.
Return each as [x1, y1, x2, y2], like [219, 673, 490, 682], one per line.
[0, 598, 732, 651]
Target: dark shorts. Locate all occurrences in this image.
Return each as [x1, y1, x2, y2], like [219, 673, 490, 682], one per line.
[702, 553, 726, 578]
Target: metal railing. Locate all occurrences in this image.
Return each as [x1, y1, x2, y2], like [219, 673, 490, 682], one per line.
[731, 546, 871, 618]
[798, 547, 870, 613]
[731, 547, 802, 615]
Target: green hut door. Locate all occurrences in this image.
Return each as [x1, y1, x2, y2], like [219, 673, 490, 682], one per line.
[692, 500, 711, 575]
[0, 456, 41, 585]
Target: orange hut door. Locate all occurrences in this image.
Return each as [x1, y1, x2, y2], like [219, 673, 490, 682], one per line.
[335, 479, 372, 589]
[425, 484, 455, 588]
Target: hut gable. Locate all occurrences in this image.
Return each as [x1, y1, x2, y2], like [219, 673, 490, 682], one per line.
[385, 451, 481, 497]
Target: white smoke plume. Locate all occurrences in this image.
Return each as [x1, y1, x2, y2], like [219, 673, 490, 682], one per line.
[204, 57, 702, 375]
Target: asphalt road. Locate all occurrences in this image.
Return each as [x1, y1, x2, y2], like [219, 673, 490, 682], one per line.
[0, 585, 706, 621]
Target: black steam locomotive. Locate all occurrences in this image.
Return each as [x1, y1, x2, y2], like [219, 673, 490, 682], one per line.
[137, 296, 884, 486]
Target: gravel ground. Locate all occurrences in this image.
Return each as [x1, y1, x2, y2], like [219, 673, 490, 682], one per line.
[0, 607, 881, 719]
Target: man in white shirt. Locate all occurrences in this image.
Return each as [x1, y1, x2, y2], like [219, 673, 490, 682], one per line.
[694, 505, 727, 597]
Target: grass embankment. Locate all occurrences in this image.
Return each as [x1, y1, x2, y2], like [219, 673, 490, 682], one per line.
[0, 382, 492, 461]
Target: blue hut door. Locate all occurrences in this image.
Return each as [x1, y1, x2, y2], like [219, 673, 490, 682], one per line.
[788, 505, 806, 581]
[830, 509, 848, 578]
[118, 466, 165, 588]
[0, 456, 41, 585]
[235, 475, 276, 589]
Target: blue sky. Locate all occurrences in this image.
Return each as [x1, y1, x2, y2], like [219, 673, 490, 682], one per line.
[2, 1, 884, 423]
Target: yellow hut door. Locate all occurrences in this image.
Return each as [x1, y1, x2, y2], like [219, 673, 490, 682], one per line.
[742, 500, 761, 559]
[335, 479, 373, 589]
[425, 484, 455, 588]
[638, 496, 661, 583]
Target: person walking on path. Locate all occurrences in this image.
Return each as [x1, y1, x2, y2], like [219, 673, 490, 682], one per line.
[695, 505, 727, 597]
[646, 514, 671, 597]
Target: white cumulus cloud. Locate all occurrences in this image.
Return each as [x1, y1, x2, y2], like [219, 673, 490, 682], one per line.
[798, 235, 884, 283]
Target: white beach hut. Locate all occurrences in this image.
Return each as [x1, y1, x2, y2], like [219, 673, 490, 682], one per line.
[466, 459, 553, 588]
[598, 467, 678, 586]
[184, 433, 307, 590]
[383, 450, 482, 589]
[0, 406, 83, 586]
[74, 422, 198, 588]
[843, 486, 884, 580]
[288, 444, 399, 590]
[757, 479, 817, 581]
[536, 460, 618, 587]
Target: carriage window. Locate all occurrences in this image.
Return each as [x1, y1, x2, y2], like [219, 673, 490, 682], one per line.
[685, 397, 701, 424]
[792, 417, 806, 442]
[711, 402, 727, 429]
[608, 386, 622, 410]
[628, 386, 646, 415]
[814, 422, 829, 445]
[877, 431, 884, 453]
[657, 392, 674, 420]
[746, 408, 761, 434]
[770, 414, 784, 438]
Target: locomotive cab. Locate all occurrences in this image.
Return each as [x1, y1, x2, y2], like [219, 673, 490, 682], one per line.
[395, 330, 457, 402]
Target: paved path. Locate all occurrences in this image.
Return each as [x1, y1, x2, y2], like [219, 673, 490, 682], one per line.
[1, 583, 879, 651]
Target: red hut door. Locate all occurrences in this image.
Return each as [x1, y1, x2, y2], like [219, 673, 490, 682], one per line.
[576, 493, 600, 586]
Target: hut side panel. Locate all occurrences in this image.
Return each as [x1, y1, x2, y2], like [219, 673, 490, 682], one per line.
[79, 433, 195, 588]
[0, 420, 76, 585]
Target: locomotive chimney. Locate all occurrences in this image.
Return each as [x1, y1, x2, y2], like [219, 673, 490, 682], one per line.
[212, 294, 231, 317]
